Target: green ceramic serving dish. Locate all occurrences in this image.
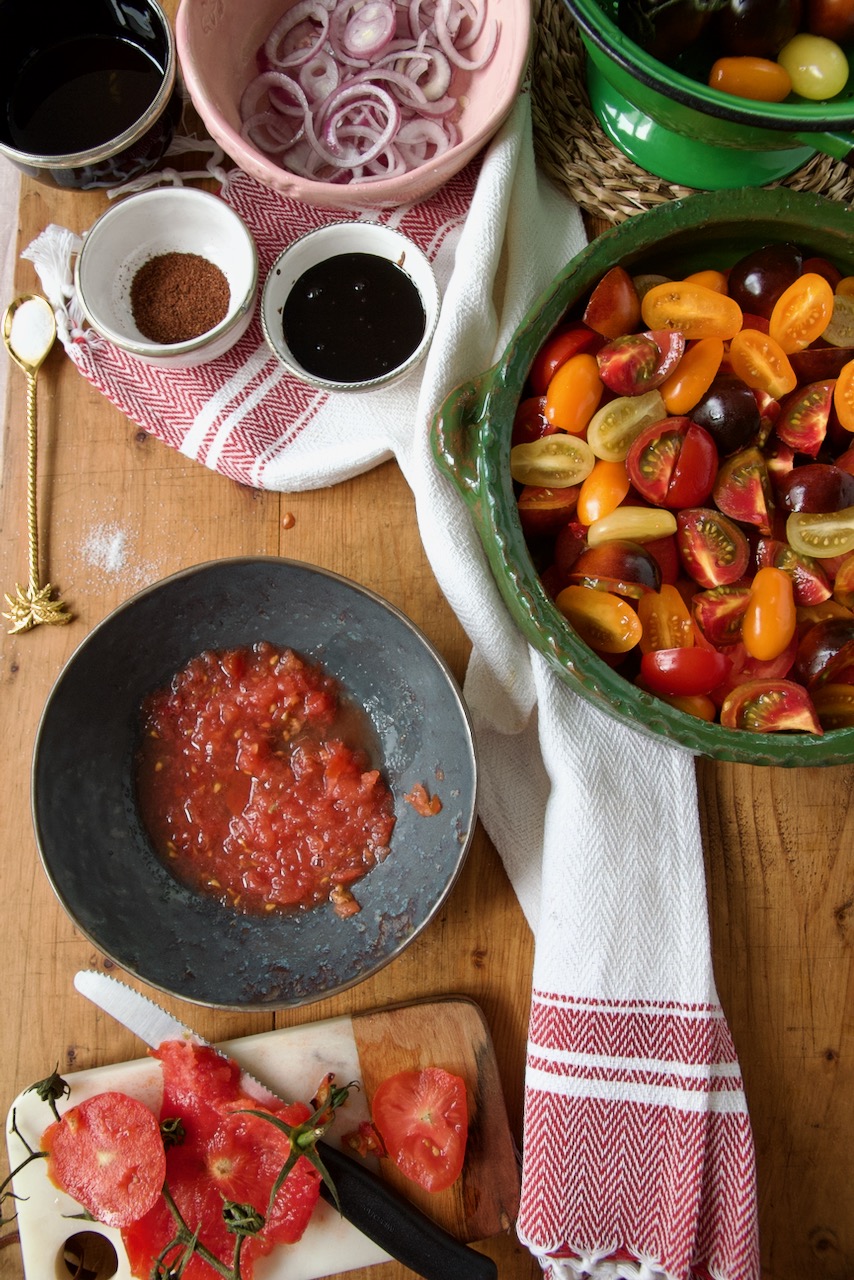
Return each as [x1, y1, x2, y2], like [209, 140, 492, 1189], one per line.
[564, 0, 854, 188]
[432, 187, 854, 767]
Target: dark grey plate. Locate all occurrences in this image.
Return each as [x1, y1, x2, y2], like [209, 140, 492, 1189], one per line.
[32, 558, 478, 1010]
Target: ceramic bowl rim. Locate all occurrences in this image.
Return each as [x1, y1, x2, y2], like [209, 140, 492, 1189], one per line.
[75, 188, 259, 359]
[260, 221, 441, 392]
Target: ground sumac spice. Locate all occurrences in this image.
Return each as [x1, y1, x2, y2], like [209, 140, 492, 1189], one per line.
[130, 251, 230, 344]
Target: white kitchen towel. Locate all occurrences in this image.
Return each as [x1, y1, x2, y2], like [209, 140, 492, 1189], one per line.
[25, 87, 759, 1279]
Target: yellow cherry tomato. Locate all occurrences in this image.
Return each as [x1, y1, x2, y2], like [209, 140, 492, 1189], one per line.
[742, 566, 797, 661]
[641, 280, 743, 340]
[637, 584, 695, 655]
[709, 55, 792, 101]
[576, 459, 631, 525]
[510, 434, 596, 488]
[544, 353, 604, 434]
[728, 328, 798, 398]
[555, 585, 643, 653]
[777, 33, 849, 100]
[659, 337, 724, 414]
[586, 506, 678, 547]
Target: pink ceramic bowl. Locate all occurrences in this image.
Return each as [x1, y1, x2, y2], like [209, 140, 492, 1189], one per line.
[175, 0, 531, 209]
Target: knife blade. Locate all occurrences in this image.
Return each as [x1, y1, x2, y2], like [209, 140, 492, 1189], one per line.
[73, 970, 498, 1280]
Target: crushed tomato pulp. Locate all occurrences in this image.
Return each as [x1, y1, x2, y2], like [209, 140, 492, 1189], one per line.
[136, 642, 395, 916]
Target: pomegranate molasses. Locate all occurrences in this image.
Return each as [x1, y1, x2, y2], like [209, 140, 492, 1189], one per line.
[282, 251, 426, 383]
[8, 35, 164, 156]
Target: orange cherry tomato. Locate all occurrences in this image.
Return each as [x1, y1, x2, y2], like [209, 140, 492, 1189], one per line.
[836, 276, 854, 298]
[641, 281, 743, 340]
[728, 328, 798, 398]
[637, 584, 695, 654]
[834, 359, 854, 432]
[576, 459, 631, 525]
[654, 691, 718, 720]
[708, 56, 792, 101]
[768, 272, 835, 354]
[555, 585, 643, 653]
[528, 324, 602, 396]
[659, 337, 724, 414]
[683, 269, 729, 294]
[544, 353, 604, 434]
[742, 566, 797, 661]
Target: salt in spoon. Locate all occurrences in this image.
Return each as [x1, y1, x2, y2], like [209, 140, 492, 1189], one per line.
[2, 294, 72, 632]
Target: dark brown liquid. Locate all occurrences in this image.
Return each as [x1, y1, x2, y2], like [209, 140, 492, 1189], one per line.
[282, 251, 427, 383]
[8, 35, 163, 156]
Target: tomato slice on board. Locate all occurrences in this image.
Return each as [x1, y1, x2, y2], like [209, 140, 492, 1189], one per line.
[122, 1041, 321, 1280]
[42, 1092, 166, 1229]
[370, 1068, 468, 1194]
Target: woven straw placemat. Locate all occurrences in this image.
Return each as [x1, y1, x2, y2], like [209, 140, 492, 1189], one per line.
[531, 0, 854, 224]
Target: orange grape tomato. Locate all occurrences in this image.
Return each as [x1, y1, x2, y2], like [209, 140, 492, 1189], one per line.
[544, 353, 604, 434]
[728, 328, 798, 398]
[640, 280, 743, 340]
[834, 359, 854, 431]
[528, 324, 602, 396]
[555, 584, 643, 653]
[768, 272, 835, 353]
[637, 584, 695, 654]
[683, 269, 729, 293]
[708, 55, 792, 101]
[576, 459, 631, 525]
[742, 566, 797, 661]
[659, 337, 724, 414]
[655, 691, 718, 720]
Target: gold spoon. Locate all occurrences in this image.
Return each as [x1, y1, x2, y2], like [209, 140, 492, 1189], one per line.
[2, 294, 72, 633]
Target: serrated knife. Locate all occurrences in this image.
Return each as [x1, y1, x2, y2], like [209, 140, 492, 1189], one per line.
[73, 970, 498, 1280]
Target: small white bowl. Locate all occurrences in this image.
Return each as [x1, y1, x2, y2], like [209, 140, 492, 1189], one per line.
[260, 222, 440, 393]
[75, 187, 259, 368]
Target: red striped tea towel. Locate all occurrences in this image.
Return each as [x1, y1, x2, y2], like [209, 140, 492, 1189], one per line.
[24, 87, 759, 1278]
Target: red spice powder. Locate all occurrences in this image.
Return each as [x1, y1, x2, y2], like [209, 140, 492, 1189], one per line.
[130, 251, 230, 344]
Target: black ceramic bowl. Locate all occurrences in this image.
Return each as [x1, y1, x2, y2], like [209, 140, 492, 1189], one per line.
[32, 559, 478, 1009]
[432, 187, 854, 768]
[0, 0, 182, 190]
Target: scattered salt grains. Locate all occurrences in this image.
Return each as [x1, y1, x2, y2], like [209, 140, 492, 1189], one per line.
[73, 522, 162, 591]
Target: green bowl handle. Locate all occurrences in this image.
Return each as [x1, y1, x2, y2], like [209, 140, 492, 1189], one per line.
[798, 130, 854, 164]
[431, 370, 494, 505]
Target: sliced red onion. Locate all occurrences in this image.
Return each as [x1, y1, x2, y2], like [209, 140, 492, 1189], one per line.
[342, 0, 396, 58]
[299, 50, 341, 100]
[265, 0, 332, 67]
[433, 0, 497, 69]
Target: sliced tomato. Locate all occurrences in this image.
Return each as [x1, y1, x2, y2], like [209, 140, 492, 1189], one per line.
[640, 646, 731, 696]
[677, 507, 750, 588]
[42, 1092, 165, 1229]
[768, 272, 835, 354]
[556, 584, 644, 652]
[637, 584, 695, 654]
[720, 678, 822, 732]
[370, 1067, 468, 1194]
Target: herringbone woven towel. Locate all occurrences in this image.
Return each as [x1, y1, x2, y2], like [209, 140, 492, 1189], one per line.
[25, 87, 759, 1279]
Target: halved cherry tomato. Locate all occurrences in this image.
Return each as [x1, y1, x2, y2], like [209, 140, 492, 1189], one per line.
[626, 418, 718, 508]
[370, 1067, 468, 1194]
[510, 435, 596, 487]
[544, 353, 604, 434]
[786, 506, 854, 558]
[720, 679, 822, 732]
[713, 447, 775, 533]
[768, 272, 835, 353]
[42, 1092, 166, 1229]
[517, 484, 581, 537]
[824, 293, 854, 348]
[555, 584, 643, 652]
[576, 459, 630, 525]
[833, 358, 854, 431]
[528, 324, 602, 396]
[596, 329, 685, 396]
[640, 646, 731, 696]
[742, 566, 797, 660]
[708, 55, 792, 101]
[640, 280, 743, 340]
[659, 337, 724, 414]
[728, 328, 798, 397]
[812, 683, 854, 728]
[693, 582, 752, 646]
[775, 380, 833, 455]
[583, 266, 642, 338]
[586, 389, 668, 461]
[637, 584, 695, 653]
[512, 395, 553, 447]
[677, 507, 750, 587]
[569, 540, 661, 597]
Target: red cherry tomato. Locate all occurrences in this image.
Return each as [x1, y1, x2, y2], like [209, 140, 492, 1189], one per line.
[640, 646, 731, 696]
[370, 1068, 468, 1193]
[626, 418, 718, 509]
[512, 395, 553, 447]
[528, 325, 602, 396]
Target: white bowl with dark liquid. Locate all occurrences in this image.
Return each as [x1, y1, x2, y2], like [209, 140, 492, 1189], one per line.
[260, 223, 441, 393]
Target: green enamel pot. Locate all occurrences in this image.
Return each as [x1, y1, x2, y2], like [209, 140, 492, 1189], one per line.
[564, 0, 854, 188]
[431, 187, 854, 767]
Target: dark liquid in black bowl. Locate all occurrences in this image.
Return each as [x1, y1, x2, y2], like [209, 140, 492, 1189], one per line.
[7, 34, 163, 156]
[282, 251, 427, 383]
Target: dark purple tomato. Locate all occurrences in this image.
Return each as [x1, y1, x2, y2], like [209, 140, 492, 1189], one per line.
[716, 0, 802, 56]
[689, 374, 762, 455]
[725, 242, 804, 318]
[777, 463, 854, 513]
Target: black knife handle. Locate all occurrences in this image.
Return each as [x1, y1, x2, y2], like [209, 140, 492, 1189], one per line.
[317, 1140, 499, 1280]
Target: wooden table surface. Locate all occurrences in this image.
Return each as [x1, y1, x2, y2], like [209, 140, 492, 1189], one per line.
[1, 44, 853, 1280]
